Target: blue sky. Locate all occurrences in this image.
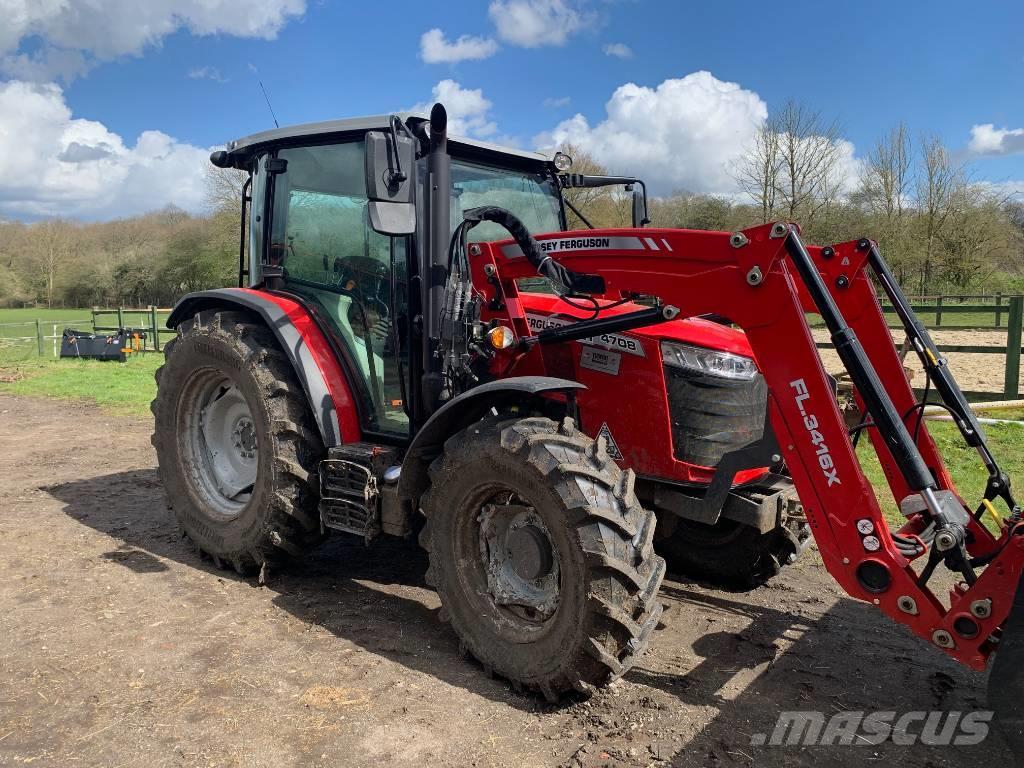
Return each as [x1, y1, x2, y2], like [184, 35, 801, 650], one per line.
[1, 0, 1022, 219]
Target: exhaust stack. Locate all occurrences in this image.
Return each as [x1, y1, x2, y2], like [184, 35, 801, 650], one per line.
[422, 103, 450, 414]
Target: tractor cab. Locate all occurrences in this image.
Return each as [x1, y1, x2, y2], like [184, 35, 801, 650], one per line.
[212, 114, 559, 437]
[211, 112, 650, 441]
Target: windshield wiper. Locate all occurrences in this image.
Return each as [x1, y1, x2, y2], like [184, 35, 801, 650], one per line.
[562, 196, 595, 229]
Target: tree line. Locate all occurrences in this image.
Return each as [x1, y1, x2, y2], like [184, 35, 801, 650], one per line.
[0, 164, 245, 309]
[1, 105, 1022, 309]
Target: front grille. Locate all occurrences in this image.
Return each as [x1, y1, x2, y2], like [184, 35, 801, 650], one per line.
[665, 367, 768, 467]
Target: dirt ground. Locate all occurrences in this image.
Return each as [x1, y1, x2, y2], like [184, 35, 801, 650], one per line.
[814, 328, 1013, 395]
[0, 394, 1014, 767]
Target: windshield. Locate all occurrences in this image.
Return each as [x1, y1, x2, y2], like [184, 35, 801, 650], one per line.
[450, 159, 563, 242]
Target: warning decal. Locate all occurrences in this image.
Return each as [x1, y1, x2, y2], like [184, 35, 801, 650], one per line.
[596, 422, 623, 460]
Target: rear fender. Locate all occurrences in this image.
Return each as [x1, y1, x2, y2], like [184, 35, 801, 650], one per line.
[167, 288, 361, 447]
[397, 376, 585, 506]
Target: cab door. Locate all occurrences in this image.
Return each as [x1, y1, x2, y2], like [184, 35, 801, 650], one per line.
[263, 140, 409, 437]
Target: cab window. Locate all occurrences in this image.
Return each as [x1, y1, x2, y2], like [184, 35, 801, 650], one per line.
[268, 141, 409, 436]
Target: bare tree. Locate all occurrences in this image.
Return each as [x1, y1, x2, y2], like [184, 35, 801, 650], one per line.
[204, 164, 249, 215]
[915, 135, 964, 295]
[937, 186, 1005, 289]
[21, 219, 77, 307]
[857, 122, 912, 278]
[733, 116, 782, 223]
[775, 100, 844, 224]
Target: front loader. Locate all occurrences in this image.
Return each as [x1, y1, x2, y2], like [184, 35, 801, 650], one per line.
[152, 104, 1023, 744]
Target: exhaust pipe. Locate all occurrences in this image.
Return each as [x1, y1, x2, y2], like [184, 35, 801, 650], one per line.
[422, 103, 449, 415]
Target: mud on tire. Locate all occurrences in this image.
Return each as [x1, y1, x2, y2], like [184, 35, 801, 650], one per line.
[419, 416, 666, 701]
[151, 310, 325, 574]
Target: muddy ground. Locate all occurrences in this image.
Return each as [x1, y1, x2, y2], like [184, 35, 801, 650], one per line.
[0, 394, 1014, 767]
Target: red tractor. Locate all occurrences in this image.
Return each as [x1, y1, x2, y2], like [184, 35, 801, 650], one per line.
[153, 105, 1024, 741]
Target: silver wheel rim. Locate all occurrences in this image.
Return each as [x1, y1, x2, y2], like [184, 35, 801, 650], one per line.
[180, 371, 258, 519]
[478, 494, 561, 622]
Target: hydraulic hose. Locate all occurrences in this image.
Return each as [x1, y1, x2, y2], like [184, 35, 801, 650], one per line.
[462, 206, 605, 295]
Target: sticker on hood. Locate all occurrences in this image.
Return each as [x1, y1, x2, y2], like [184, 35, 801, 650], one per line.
[525, 312, 646, 357]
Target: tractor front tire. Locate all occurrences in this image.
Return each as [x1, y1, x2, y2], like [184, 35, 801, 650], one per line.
[419, 416, 665, 701]
[151, 310, 325, 575]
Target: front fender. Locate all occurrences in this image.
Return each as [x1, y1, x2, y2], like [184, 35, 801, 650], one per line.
[396, 376, 585, 505]
[167, 288, 361, 447]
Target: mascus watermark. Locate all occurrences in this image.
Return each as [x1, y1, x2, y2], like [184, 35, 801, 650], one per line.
[751, 710, 992, 747]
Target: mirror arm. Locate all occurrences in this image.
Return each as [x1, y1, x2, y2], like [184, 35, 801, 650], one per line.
[635, 179, 650, 227]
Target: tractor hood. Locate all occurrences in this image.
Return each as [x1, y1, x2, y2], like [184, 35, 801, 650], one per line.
[517, 293, 755, 359]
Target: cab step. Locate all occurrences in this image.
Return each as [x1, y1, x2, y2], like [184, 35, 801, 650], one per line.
[318, 443, 399, 541]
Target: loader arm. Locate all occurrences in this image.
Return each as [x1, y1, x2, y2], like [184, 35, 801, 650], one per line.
[472, 221, 1024, 677]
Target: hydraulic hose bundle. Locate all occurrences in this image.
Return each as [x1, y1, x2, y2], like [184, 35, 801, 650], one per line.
[460, 206, 605, 296]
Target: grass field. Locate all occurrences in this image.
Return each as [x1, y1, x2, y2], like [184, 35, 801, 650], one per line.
[0, 353, 162, 414]
[857, 412, 1024, 526]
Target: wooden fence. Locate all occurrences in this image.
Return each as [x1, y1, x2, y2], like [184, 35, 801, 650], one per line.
[818, 295, 1024, 400]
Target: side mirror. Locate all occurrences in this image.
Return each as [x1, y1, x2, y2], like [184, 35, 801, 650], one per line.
[365, 126, 416, 235]
[630, 183, 649, 228]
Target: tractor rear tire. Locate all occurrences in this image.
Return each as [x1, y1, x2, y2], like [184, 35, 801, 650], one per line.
[654, 515, 807, 589]
[419, 416, 665, 701]
[151, 310, 325, 575]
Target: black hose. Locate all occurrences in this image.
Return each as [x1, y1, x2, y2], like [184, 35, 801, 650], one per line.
[462, 205, 605, 295]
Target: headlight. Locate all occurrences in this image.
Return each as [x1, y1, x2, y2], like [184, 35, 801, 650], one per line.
[660, 340, 758, 381]
[553, 151, 573, 171]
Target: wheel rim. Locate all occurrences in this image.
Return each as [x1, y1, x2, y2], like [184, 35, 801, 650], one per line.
[180, 370, 258, 519]
[476, 490, 561, 623]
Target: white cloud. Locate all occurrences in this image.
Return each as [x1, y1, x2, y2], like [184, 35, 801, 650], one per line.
[544, 96, 571, 108]
[0, 0, 306, 81]
[535, 71, 769, 196]
[602, 42, 632, 59]
[976, 180, 1024, 202]
[488, 0, 591, 47]
[0, 80, 208, 219]
[188, 66, 228, 83]
[411, 80, 498, 139]
[968, 124, 1024, 156]
[420, 28, 498, 64]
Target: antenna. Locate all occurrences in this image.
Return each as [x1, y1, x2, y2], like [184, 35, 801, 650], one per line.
[259, 80, 280, 128]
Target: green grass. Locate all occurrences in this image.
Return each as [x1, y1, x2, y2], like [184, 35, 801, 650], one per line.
[0, 353, 161, 415]
[857, 415, 1024, 528]
[0, 307, 94, 323]
[0, 307, 168, 338]
[0, 308, 94, 348]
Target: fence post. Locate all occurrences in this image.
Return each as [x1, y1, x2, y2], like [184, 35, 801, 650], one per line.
[1004, 296, 1023, 399]
[935, 296, 943, 327]
[52, 323, 57, 358]
[150, 305, 161, 352]
[996, 293, 1003, 328]
[116, 306, 125, 331]
[35, 319, 44, 356]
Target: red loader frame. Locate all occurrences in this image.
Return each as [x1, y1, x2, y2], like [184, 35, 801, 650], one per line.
[470, 220, 1024, 674]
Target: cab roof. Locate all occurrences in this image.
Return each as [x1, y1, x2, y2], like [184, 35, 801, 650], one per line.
[224, 112, 552, 166]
